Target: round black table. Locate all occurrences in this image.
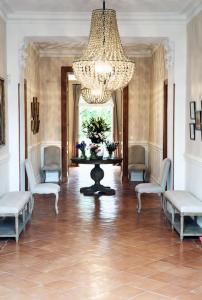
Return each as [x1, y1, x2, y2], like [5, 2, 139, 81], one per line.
[71, 157, 123, 196]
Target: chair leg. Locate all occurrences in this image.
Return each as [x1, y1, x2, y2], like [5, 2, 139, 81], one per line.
[55, 193, 59, 215]
[137, 192, 142, 213]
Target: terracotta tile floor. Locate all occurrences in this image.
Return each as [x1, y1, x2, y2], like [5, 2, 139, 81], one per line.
[0, 165, 202, 300]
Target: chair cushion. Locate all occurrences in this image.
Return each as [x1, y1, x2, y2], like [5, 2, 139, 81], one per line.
[33, 183, 60, 194]
[41, 164, 61, 171]
[0, 192, 31, 214]
[164, 191, 202, 213]
[135, 183, 163, 194]
[128, 164, 146, 171]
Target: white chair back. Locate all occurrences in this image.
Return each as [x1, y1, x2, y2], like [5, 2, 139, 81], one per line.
[159, 158, 171, 190]
[25, 159, 37, 192]
[128, 145, 145, 165]
[44, 146, 61, 167]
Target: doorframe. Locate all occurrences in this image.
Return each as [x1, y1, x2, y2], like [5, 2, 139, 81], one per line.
[61, 66, 73, 182]
[24, 79, 28, 190]
[163, 79, 168, 159]
[61, 67, 129, 183]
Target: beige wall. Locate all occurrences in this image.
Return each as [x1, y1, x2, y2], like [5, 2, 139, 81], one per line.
[24, 44, 40, 147]
[39, 57, 73, 143]
[149, 44, 166, 148]
[128, 51, 166, 183]
[24, 43, 41, 179]
[149, 45, 166, 182]
[128, 57, 151, 144]
[0, 15, 9, 195]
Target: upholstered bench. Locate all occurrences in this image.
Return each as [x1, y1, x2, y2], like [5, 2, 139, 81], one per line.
[164, 191, 202, 240]
[0, 191, 32, 242]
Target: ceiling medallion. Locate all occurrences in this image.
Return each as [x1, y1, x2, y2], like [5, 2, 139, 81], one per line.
[73, 0, 135, 93]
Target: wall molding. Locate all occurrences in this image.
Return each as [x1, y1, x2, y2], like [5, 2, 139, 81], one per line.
[186, 1, 202, 23]
[40, 141, 61, 147]
[184, 153, 202, 168]
[28, 142, 41, 153]
[0, 152, 10, 165]
[5, 11, 187, 23]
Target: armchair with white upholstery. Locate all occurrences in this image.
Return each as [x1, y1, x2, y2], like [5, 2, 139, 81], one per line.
[128, 145, 147, 182]
[41, 146, 61, 183]
[135, 158, 171, 213]
[25, 159, 60, 214]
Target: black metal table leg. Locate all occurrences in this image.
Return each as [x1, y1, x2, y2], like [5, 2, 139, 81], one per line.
[80, 164, 115, 196]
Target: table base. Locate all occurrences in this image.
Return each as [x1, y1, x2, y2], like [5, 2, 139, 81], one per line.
[80, 184, 115, 196]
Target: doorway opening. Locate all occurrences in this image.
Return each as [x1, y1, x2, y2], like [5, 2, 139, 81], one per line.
[79, 96, 114, 147]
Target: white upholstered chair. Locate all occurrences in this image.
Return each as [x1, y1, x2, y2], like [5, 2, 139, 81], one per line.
[128, 145, 147, 181]
[41, 146, 61, 183]
[135, 158, 171, 213]
[25, 159, 60, 214]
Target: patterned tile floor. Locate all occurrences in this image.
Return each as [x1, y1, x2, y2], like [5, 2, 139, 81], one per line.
[0, 165, 202, 299]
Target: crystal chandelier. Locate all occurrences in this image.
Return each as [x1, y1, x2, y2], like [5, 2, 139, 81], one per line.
[73, 0, 135, 92]
[81, 87, 111, 104]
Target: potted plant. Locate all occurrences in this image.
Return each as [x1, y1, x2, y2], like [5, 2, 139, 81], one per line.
[82, 116, 110, 144]
[105, 141, 119, 158]
[76, 141, 87, 159]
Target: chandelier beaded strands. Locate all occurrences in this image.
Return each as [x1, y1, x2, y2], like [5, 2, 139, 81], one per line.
[81, 87, 111, 104]
[73, 0, 135, 92]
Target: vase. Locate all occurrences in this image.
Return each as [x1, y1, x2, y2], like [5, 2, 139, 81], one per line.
[108, 151, 113, 158]
[90, 151, 98, 160]
[96, 144, 104, 159]
[80, 150, 87, 159]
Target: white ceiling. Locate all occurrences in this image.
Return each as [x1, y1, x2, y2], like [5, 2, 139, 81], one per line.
[1, 0, 200, 14]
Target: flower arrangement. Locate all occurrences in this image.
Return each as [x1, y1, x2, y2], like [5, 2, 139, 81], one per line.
[89, 143, 103, 159]
[82, 116, 110, 144]
[76, 141, 87, 159]
[105, 141, 119, 157]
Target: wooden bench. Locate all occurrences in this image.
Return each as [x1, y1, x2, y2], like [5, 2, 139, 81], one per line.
[0, 191, 32, 242]
[164, 191, 202, 240]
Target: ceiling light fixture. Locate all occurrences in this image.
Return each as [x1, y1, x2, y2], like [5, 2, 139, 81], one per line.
[73, 0, 135, 92]
[81, 87, 111, 104]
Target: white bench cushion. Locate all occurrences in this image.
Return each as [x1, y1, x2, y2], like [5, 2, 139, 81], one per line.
[33, 183, 60, 194]
[0, 191, 31, 214]
[135, 183, 163, 194]
[164, 191, 202, 213]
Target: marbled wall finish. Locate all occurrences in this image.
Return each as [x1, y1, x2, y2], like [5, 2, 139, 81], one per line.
[129, 57, 151, 144]
[24, 43, 41, 180]
[39, 57, 73, 143]
[149, 44, 166, 182]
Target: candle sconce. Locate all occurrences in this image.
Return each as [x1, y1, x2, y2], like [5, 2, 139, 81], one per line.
[31, 97, 40, 134]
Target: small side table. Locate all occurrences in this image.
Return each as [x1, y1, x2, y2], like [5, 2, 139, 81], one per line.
[71, 157, 122, 196]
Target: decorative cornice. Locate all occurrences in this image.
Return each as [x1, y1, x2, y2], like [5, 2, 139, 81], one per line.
[1, 4, 201, 24]
[163, 39, 175, 71]
[0, 6, 7, 21]
[184, 1, 202, 23]
[6, 11, 187, 23]
[18, 38, 29, 69]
